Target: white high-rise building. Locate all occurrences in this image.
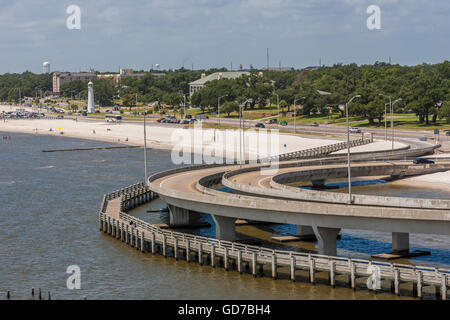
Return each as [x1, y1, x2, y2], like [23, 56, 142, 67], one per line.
[43, 61, 50, 74]
[87, 81, 95, 113]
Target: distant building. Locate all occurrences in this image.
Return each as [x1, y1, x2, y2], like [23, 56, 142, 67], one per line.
[189, 71, 250, 97]
[262, 67, 293, 72]
[97, 68, 146, 84]
[52, 69, 97, 95]
[43, 61, 50, 74]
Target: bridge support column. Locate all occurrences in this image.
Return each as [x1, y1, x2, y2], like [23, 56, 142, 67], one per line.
[313, 226, 341, 256]
[167, 204, 191, 226]
[212, 215, 236, 241]
[311, 179, 326, 189]
[392, 232, 409, 254]
[297, 225, 316, 241]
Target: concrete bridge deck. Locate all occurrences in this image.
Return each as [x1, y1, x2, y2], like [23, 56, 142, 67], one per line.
[98, 183, 450, 299]
[149, 158, 450, 256]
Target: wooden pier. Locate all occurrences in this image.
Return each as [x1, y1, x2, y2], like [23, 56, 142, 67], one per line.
[99, 182, 449, 300]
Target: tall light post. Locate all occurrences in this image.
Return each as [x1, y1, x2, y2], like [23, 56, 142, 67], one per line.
[384, 103, 389, 141]
[379, 93, 401, 150]
[391, 98, 402, 150]
[346, 94, 361, 204]
[183, 93, 186, 118]
[293, 97, 305, 134]
[217, 94, 228, 126]
[274, 93, 280, 126]
[136, 93, 148, 185]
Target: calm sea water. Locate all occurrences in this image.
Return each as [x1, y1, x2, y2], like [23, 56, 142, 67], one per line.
[0, 132, 448, 300]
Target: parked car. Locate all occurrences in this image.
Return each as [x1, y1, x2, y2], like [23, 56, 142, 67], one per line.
[265, 119, 277, 124]
[310, 122, 319, 127]
[255, 122, 265, 128]
[446, 131, 450, 136]
[156, 118, 164, 123]
[185, 114, 192, 119]
[413, 158, 435, 164]
[180, 120, 190, 124]
[81, 112, 87, 116]
[279, 121, 288, 126]
[189, 119, 198, 124]
[349, 127, 361, 133]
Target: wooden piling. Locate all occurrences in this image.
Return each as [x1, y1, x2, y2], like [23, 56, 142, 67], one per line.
[290, 254, 296, 282]
[394, 268, 400, 296]
[162, 234, 167, 257]
[6, 290, 10, 300]
[141, 231, 145, 252]
[125, 224, 129, 244]
[441, 274, 447, 300]
[417, 271, 423, 299]
[111, 218, 116, 237]
[350, 261, 356, 290]
[211, 244, 216, 268]
[174, 237, 178, 260]
[99, 212, 103, 231]
[198, 242, 203, 265]
[116, 220, 120, 239]
[151, 232, 156, 254]
[224, 247, 229, 271]
[271, 251, 277, 279]
[330, 261, 335, 288]
[252, 252, 257, 277]
[31, 287, 35, 298]
[186, 239, 190, 263]
[38, 288, 42, 300]
[237, 250, 242, 274]
[309, 256, 315, 285]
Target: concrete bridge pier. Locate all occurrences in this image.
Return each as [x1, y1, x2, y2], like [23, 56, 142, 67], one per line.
[297, 225, 316, 241]
[313, 226, 341, 256]
[167, 204, 192, 226]
[311, 179, 326, 188]
[392, 232, 409, 254]
[212, 215, 236, 241]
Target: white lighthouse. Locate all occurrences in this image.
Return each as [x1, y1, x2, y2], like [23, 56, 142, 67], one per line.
[87, 81, 95, 113]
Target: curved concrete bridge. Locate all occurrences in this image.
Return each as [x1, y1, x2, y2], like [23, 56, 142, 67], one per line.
[149, 151, 450, 257]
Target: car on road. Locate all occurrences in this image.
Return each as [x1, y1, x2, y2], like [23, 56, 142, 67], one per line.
[349, 127, 361, 133]
[413, 158, 435, 164]
[279, 121, 288, 126]
[310, 122, 319, 127]
[265, 119, 277, 124]
[180, 120, 190, 124]
[446, 131, 450, 136]
[156, 118, 164, 122]
[189, 119, 198, 124]
[255, 122, 265, 128]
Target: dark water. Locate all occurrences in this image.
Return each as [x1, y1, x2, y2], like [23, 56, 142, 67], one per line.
[0, 132, 448, 300]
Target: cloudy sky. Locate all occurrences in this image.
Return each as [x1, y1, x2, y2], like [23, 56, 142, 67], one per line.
[0, 0, 448, 74]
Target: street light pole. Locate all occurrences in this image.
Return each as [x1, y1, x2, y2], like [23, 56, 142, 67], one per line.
[293, 97, 305, 134]
[218, 94, 228, 126]
[136, 93, 148, 185]
[384, 103, 389, 141]
[275, 93, 280, 126]
[346, 94, 361, 204]
[391, 98, 402, 150]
